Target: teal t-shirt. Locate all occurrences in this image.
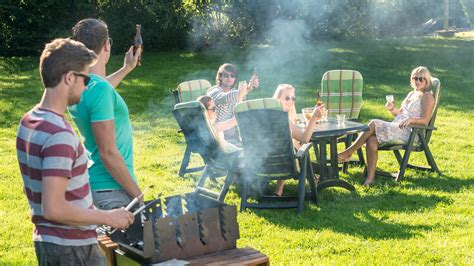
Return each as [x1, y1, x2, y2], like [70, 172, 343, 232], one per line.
[68, 74, 136, 191]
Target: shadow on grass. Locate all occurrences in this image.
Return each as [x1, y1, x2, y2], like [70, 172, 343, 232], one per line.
[245, 167, 473, 240]
[250, 188, 447, 240]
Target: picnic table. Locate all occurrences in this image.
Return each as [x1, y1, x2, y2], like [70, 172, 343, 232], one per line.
[310, 118, 369, 191]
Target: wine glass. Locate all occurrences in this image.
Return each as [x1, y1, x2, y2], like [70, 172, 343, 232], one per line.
[385, 95, 394, 103]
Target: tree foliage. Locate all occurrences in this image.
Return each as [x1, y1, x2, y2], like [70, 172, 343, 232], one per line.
[0, 0, 470, 56]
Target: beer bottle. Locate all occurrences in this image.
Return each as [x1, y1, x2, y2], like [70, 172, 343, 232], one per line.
[134, 24, 143, 66]
[316, 90, 323, 106]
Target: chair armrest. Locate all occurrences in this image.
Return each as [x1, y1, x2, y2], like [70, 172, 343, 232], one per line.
[408, 124, 436, 130]
[296, 142, 313, 159]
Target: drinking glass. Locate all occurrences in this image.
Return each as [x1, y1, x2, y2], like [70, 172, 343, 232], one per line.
[336, 114, 346, 126]
[302, 108, 314, 124]
[386, 95, 394, 103]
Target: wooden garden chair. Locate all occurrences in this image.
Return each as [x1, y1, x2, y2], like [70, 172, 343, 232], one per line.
[172, 101, 240, 201]
[370, 78, 442, 182]
[173, 79, 212, 104]
[173, 79, 212, 176]
[235, 98, 317, 214]
[320, 69, 365, 172]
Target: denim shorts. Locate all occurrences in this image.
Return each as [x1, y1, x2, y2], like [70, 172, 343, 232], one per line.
[35, 242, 103, 266]
[92, 189, 133, 210]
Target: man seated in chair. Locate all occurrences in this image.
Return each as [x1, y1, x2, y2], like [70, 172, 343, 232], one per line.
[207, 63, 259, 145]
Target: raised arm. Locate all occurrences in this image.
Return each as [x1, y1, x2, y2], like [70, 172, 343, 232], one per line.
[290, 107, 321, 144]
[208, 83, 250, 105]
[106, 46, 141, 88]
[92, 120, 143, 201]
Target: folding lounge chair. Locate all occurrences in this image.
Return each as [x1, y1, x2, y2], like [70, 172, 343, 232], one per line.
[172, 101, 240, 201]
[173, 79, 212, 176]
[370, 78, 442, 182]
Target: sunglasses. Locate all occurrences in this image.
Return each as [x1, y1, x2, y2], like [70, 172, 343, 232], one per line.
[221, 72, 236, 79]
[72, 72, 91, 86]
[284, 96, 296, 102]
[208, 106, 216, 112]
[412, 76, 425, 82]
[107, 37, 113, 46]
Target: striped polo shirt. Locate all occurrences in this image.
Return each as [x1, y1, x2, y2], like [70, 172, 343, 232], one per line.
[207, 85, 241, 123]
[16, 106, 97, 246]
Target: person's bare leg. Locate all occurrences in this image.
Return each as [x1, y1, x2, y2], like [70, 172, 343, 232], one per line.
[338, 121, 376, 162]
[364, 135, 379, 186]
[274, 180, 285, 196]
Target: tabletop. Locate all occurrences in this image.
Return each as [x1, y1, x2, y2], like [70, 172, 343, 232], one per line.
[310, 118, 369, 139]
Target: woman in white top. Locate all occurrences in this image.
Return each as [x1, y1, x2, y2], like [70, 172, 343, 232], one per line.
[338, 66, 436, 186]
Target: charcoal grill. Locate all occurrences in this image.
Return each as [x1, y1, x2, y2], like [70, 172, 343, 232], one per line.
[109, 191, 239, 264]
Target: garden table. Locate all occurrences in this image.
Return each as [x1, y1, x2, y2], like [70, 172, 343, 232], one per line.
[310, 118, 369, 192]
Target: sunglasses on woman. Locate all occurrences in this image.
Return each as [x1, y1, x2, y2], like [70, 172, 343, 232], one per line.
[221, 72, 235, 79]
[412, 76, 425, 82]
[207, 106, 216, 112]
[72, 72, 91, 86]
[284, 96, 296, 102]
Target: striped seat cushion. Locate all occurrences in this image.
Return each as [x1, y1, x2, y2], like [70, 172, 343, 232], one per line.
[176, 79, 212, 102]
[234, 98, 282, 113]
[321, 70, 363, 119]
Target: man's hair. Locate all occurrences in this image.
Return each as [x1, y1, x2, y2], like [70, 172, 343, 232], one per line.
[71, 18, 109, 54]
[40, 38, 97, 88]
[215, 63, 238, 86]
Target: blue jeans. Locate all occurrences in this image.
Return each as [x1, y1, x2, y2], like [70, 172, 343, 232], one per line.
[91, 189, 133, 210]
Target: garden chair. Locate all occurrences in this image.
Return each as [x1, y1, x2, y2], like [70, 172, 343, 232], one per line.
[235, 98, 317, 214]
[172, 79, 212, 176]
[172, 101, 240, 201]
[370, 78, 441, 182]
[173, 79, 212, 104]
[320, 69, 365, 172]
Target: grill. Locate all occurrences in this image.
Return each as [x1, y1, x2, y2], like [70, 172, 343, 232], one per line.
[109, 191, 239, 264]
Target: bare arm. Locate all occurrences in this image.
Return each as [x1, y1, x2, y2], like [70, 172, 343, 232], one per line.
[42, 176, 134, 229]
[399, 92, 435, 128]
[291, 107, 321, 144]
[385, 101, 401, 116]
[92, 120, 142, 201]
[214, 118, 237, 132]
[106, 46, 141, 88]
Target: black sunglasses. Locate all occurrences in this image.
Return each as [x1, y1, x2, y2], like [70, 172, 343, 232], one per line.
[208, 106, 216, 112]
[412, 76, 425, 82]
[284, 96, 296, 102]
[72, 72, 91, 86]
[221, 72, 235, 79]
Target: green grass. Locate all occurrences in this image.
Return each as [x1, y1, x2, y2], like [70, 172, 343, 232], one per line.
[1, 36, 473, 264]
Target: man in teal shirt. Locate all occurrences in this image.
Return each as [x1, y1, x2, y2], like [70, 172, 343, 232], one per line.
[69, 18, 143, 209]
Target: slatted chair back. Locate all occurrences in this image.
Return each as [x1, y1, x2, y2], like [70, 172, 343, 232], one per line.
[425, 77, 441, 143]
[235, 98, 297, 180]
[172, 101, 223, 164]
[320, 70, 363, 119]
[173, 79, 212, 104]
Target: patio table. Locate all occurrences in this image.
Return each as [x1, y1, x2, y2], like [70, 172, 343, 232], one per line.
[310, 118, 369, 192]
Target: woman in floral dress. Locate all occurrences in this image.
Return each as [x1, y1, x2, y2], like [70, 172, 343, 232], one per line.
[338, 66, 436, 186]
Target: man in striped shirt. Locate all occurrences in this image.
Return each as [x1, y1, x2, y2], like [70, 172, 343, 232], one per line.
[207, 63, 259, 144]
[16, 38, 134, 265]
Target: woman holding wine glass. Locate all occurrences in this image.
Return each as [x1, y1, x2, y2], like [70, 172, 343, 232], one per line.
[337, 66, 436, 186]
[272, 84, 323, 196]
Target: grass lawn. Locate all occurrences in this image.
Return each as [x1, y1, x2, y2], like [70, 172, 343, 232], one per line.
[1, 36, 473, 264]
